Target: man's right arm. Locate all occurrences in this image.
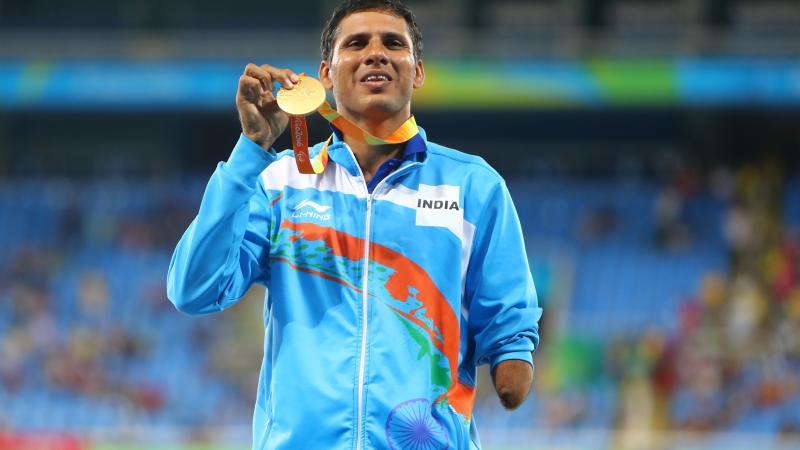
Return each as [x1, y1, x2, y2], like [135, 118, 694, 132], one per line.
[167, 135, 277, 314]
[166, 63, 298, 314]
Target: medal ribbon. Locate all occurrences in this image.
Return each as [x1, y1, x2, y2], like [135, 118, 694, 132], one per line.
[290, 100, 420, 174]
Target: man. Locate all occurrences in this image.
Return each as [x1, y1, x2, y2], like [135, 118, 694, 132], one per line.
[167, 1, 542, 448]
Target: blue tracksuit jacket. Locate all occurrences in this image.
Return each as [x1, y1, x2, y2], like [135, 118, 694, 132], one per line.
[167, 126, 542, 450]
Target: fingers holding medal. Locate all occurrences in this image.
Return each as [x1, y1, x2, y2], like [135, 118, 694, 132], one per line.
[236, 63, 300, 150]
[239, 63, 299, 105]
[235, 64, 328, 173]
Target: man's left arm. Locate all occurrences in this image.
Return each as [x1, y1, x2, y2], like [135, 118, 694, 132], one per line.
[465, 178, 542, 410]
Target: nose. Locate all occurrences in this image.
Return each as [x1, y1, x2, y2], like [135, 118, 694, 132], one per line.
[363, 42, 389, 66]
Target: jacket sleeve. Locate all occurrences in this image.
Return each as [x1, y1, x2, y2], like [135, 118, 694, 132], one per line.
[167, 134, 277, 315]
[465, 179, 542, 371]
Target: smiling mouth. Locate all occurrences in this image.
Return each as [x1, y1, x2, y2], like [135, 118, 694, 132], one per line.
[360, 75, 392, 93]
[360, 73, 392, 82]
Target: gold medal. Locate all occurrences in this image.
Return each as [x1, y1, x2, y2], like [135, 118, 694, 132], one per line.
[276, 75, 326, 116]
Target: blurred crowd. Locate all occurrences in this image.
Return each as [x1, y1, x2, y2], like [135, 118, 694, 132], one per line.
[0, 180, 259, 430]
[0, 250, 163, 410]
[608, 161, 800, 446]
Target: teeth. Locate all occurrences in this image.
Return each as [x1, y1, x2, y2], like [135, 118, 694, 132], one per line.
[364, 74, 388, 82]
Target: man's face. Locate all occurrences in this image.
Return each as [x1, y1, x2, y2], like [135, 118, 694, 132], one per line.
[319, 10, 425, 121]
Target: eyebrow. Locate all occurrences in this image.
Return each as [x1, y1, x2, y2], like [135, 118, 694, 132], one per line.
[339, 31, 409, 46]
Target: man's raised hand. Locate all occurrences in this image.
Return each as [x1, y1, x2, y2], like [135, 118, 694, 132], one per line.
[236, 63, 299, 150]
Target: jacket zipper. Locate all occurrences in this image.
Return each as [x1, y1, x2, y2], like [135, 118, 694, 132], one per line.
[348, 147, 420, 450]
[356, 193, 371, 450]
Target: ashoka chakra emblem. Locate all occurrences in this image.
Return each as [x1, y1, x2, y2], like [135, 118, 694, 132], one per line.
[385, 398, 449, 450]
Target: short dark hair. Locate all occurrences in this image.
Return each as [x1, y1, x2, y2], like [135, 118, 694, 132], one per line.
[320, 0, 423, 62]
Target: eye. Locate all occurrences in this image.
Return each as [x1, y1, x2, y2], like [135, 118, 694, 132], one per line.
[346, 39, 366, 48]
[386, 38, 405, 48]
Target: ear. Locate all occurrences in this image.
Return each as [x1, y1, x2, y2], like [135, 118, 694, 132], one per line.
[413, 59, 425, 89]
[319, 59, 334, 90]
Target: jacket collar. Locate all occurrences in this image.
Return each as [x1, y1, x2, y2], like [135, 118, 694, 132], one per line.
[325, 122, 428, 178]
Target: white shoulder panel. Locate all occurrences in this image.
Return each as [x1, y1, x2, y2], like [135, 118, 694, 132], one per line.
[260, 156, 367, 198]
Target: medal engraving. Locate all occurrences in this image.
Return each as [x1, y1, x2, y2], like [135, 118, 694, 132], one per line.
[276, 75, 326, 116]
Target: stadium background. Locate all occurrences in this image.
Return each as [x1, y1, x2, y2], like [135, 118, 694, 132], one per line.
[1, 0, 799, 449]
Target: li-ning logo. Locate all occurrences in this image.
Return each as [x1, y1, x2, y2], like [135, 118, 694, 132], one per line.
[294, 199, 331, 213]
[416, 198, 460, 211]
[292, 199, 331, 221]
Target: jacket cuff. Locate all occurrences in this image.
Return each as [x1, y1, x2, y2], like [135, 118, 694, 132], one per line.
[490, 351, 534, 372]
[224, 134, 277, 184]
